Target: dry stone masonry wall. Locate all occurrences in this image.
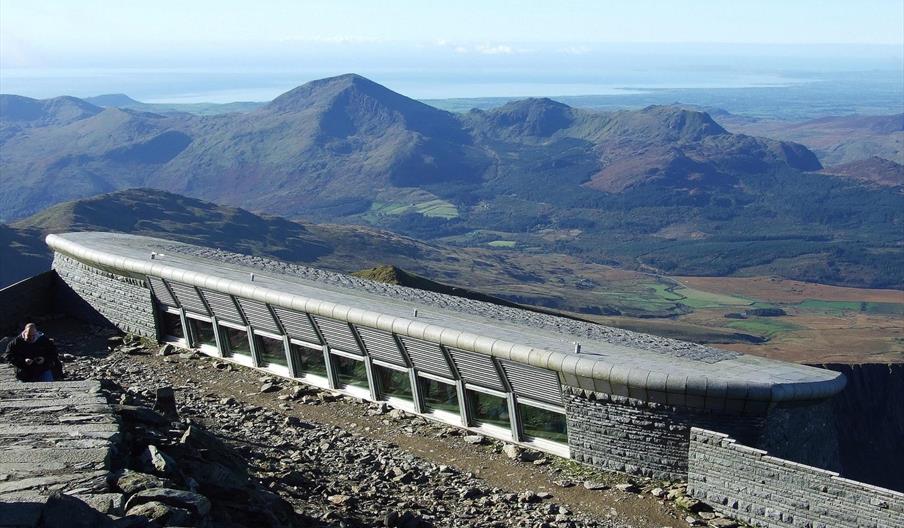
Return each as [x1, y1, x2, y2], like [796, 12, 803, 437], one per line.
[52, 253, 158, 339]
[565, 388, 766, 481]
[688, 428, 904, 528]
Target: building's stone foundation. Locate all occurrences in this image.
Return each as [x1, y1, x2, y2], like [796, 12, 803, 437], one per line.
[52, 253, 158, 339]
[565, 387, 766, 480]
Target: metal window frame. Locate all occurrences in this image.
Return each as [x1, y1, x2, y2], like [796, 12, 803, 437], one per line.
[514, 396, 569, 454]
[371, 361, 416, 411]
[328, 348, 371, 398]
[252, 329, 291, 376]
[160, 306, 188, 346]
[287, 338, 330, 388]
[184, 312, 221, 355]
[217, 321, 254, 367]
[415, 373, 462, 425]
[464, 384, 515, 440]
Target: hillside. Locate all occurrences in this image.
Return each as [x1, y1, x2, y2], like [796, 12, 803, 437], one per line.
[720, 112, 903, 166]
[819, 156, 904, 188]
[2, 75, 903, 289]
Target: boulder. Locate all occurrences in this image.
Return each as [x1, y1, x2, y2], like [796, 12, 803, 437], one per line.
[41, 492, 117, 528]
[140, 445, 178, 477]
[126, 500, 192, 526]
[114, 470, 175, 495]
[125, 487, 211, 518]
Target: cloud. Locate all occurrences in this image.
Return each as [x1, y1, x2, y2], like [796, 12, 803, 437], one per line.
[558, 45, 592, 55]
[276, 35, 383, 44]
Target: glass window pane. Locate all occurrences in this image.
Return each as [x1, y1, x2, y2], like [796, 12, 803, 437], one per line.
[292, 343, 328, 377]
[419, 377, 459, 415]
[223, 326, 251, 357]
[258, 336, 287, 367]
[188, 319, 216, 348]
[468, 390, 510, 429]
[519, 403, 568, 443]
[162, 312, 184, 339]
[333, 354, 369, 389]
[375, 365, 412, 400]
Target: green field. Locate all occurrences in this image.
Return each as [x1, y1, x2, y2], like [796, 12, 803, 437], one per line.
[367, 198, 459, 220]
[487, 240, 517, 248]
[795, 299, 904, 316]
[725, 318, 801, 337]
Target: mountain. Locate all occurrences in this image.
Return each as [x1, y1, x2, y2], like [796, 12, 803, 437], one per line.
[820, 157, 904, 188]
[2, 188, 473, 289]
[2, 75, 902, 288]
[84, 93, 144, 108]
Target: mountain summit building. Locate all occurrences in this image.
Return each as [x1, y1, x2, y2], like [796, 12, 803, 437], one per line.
[46, 231, 846, 480]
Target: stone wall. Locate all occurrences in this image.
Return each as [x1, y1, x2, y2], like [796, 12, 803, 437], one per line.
[564, 387, 765, 480]
[0, 271, 56, 336]
[688, 428, 904, 528]
[52, 253, 158, 339]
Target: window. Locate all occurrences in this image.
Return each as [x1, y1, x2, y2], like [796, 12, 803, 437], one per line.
[333, 354, 369, 390]
[257, 335, 288, 368]
[162, 312, 184, 340]
[375, 365, 412, 400]
[419, 377, 459, 415]
[519, 403, 568, 444]
[468, 389, 510, 430]
[291, 342, 328, 378]
[222, 326, 251, 357]
[188, 318, 216, 348]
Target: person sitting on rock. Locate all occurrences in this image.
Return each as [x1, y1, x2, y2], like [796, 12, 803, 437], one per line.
[4, 323, 61, 382]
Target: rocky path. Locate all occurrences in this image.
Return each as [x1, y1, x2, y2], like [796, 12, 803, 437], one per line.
[31, 317, 735, 527]
[0, 363, 120, 527]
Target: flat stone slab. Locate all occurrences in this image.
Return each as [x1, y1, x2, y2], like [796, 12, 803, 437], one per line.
[0, 371, 120, 516]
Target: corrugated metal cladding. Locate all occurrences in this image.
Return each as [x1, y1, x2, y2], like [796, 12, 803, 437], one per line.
[446, 348, 506, 391]
[398, 337, 454, 378]
[499, 360, 562, 405]
[271, 307, 321, 344]
[147, 276, 177, 307]
[355, 326, 407, 367]
[199, 289, 244, 324]
[234, 298, 281, 334]
[166, 281, 209, 315]
[312, 316, 362, 354]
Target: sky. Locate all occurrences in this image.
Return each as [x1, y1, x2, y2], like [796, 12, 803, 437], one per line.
[2, 0, 903, 67]
[1, 1, 902, 101]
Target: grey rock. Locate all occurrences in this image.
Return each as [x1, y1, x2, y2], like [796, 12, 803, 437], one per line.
[615, 483, 640, 493]
[463, 435, 486, 445]
[502, 444, 522, 460]
[141, 445, 178, 477]
[125, 487, 211, 518]
[158, 343, 176, 356]
[583, 481, 610, 491]
[114, 470, 175, 495]
[126, 500, 192, 526]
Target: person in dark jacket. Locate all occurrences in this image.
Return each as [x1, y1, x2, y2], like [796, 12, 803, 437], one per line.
[4, 323, 61, 382]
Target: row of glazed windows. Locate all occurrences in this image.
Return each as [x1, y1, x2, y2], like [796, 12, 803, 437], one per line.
[159, 308, 569, 455]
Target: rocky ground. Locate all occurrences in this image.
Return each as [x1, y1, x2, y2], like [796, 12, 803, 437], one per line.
[42, 316, 741, 527]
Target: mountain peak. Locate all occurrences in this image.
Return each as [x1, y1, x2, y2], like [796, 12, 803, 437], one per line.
[266, 73, 400, 112]
[482, 97, 575, 137]
[604, 105, 727, 142]
[0, 94, 101, 126]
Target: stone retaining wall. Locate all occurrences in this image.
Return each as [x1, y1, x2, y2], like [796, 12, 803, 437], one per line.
[688, 428, 904, 528]
[565, 388, 766, 480]
[0, 271, 56, 336]
[52, 253, 158, 339]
